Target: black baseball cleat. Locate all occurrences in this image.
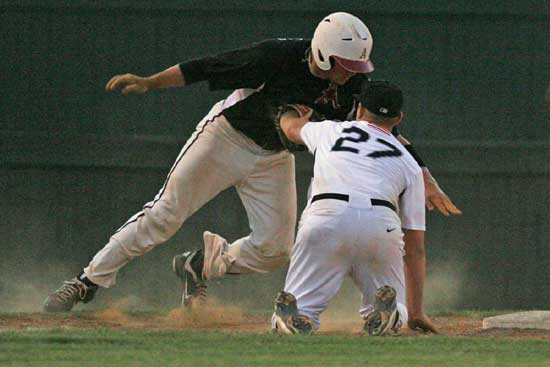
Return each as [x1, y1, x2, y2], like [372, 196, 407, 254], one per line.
[272, 291, 313, 335]
[363, 285, 401, 336]
[172, 249, 207, 307]
[43, 277, 98, 312]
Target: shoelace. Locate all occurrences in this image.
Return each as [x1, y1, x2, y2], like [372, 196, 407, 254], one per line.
[56, 280, 87, 302]
[195, 284, 208, 304]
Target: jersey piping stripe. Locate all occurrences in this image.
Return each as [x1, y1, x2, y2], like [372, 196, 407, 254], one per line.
[366, 122, 391, 135]
[114, 111, 223, 234]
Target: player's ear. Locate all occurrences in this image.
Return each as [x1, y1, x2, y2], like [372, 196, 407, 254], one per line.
[394, 111, 404, 126]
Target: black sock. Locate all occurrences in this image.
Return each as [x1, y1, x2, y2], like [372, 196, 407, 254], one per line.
[78, 271, 98, 288]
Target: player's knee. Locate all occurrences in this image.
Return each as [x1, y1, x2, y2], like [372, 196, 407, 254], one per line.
[258, 234, 294, 258]
[274, 217, 297, 244]
[253, 215, 295, 245]
[252, 238, 287, 258]
[142, 201, 186, 243]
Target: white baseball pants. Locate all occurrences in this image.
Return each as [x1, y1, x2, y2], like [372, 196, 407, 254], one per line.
[284, 198, 408, 330]
[83, 99, 296, 287]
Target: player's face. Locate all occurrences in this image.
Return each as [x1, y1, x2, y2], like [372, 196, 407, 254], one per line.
[327, 61, 356, 85]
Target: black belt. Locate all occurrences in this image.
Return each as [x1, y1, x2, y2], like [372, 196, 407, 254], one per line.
[311, 193, 396, 212]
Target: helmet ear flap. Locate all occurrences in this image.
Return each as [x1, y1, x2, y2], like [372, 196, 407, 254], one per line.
[317, 49, 325, 63]
[319, 52, 338, 70]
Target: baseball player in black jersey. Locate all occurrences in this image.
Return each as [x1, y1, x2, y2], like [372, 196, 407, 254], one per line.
[43, 13, 460, 325]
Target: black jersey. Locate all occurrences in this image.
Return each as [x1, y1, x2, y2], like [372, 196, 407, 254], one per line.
[179, 39, 366, 151]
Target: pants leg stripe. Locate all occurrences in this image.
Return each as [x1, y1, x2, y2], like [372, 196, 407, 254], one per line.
[114, 112, 223, 234]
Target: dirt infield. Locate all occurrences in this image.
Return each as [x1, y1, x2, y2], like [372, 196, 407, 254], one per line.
[2, 304, 550, 340]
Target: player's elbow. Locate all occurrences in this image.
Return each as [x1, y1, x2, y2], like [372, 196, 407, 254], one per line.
[286, 128, 304, 145]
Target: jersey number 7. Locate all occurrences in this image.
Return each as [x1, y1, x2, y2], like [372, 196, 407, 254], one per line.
[331, 126, 403, 158]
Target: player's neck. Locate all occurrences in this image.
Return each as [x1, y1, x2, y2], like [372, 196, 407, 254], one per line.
[367, 121, 393, 134]
[358, 110, 396, 133]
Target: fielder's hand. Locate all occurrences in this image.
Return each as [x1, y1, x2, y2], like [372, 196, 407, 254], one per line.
[408, 314, 439, 334]
[423, 168, 462, 216]
[287, 104, 314, 120]
[106, 74, 152, 94]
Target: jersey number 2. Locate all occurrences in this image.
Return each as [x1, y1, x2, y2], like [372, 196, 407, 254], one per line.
[331, 126, 403, 158]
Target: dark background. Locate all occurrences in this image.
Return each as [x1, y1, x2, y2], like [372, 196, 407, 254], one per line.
[1, 1, 549, 313]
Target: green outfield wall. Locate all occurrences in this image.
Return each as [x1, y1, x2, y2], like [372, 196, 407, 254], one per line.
[1, 2, 549, 311]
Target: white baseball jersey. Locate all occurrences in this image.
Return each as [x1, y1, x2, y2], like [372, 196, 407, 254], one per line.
[300, 119, 425, 230]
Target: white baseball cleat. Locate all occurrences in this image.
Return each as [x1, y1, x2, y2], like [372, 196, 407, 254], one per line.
[363, 285, 401, 336]
[272, 291, 313, 335]
[172, 250, 207, 307]
[202, 231, 233, 280]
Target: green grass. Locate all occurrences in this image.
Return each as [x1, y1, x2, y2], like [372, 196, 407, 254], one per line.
[1, 328, 550, 367]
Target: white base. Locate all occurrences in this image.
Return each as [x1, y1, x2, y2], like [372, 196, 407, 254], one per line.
[482, 311, 550, 330]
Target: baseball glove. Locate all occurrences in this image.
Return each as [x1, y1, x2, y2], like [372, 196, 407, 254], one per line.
[275, 104, 322, 152]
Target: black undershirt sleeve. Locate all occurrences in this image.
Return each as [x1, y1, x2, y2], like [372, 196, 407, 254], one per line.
[179, 39, 285, 90]
[392, 126, 426, 167]
[391, 125, 399, 137]
[405, 144, 426, 167]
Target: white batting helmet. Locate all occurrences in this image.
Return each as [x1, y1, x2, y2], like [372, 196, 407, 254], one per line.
[311, 12, 374, 73]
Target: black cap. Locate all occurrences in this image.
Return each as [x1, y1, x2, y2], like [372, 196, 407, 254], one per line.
[358, 80, 403, 118]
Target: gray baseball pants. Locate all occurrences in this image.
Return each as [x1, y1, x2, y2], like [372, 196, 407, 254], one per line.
[83, 97, 296, 287]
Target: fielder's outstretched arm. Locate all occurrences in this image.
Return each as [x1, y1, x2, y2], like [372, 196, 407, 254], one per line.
[106, 65, 185, 94]
[395, 134, 462, 217]
[403, 229, 439, 334]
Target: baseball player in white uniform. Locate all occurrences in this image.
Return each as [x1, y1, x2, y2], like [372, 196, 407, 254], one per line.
[272, 81, 436, 335]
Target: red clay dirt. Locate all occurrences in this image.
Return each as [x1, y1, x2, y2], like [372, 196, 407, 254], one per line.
[1, 304, 549, 340]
